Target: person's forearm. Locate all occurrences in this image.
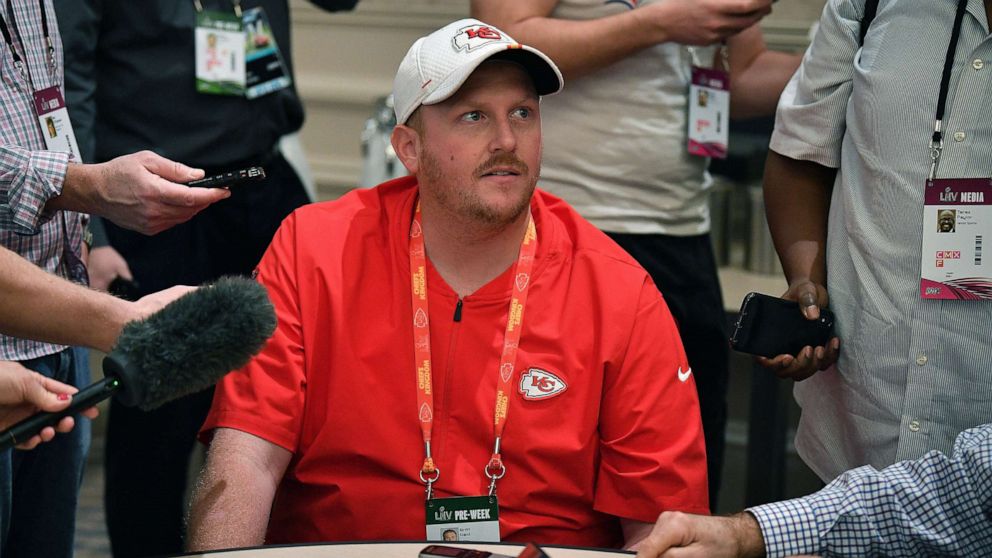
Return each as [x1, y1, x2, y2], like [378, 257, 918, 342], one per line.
[186, 429, 290, 552]
[0, 246, 132, 352]
[729, 50, 802, 119]
[186, 462, 270, 551]
[472, 1, 669, 79]
[762, 150, 835, 287]
[750, 425, 992, 557]
[47, 163, 102, 215]
[724, 25, 802, 119]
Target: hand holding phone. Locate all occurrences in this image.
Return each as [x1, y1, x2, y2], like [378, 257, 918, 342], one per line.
[186, 166, 266, 188]
[730, 292, 835, 359]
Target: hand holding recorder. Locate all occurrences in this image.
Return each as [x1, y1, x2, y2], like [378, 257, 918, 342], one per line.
[58, 151, 232, 236]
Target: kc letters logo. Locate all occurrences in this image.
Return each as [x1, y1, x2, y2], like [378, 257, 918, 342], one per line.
[519, 368, 567, 400]
[453, 24, 507, 52]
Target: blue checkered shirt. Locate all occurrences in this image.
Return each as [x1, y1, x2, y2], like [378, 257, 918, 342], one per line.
[1, 0, 86, 360]
[749, 423, 992, 557]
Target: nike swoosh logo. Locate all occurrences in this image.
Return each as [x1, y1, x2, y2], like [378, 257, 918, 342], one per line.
[677, 366, 692, 383]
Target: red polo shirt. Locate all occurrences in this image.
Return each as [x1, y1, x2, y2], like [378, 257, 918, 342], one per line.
[201, 176, 708, 547]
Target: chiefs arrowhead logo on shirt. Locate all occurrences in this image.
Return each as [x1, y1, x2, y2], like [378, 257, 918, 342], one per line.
[453, 24, 509, 52]
[519, 368, 567, 400]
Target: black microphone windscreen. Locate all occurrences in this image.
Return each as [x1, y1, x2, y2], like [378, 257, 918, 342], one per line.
[109, 276, 276, 410]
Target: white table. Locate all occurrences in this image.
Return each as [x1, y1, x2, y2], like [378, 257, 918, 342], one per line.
[184, 542, 632, 558]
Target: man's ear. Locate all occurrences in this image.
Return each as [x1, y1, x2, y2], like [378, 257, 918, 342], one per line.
[391, 124, 421, 175]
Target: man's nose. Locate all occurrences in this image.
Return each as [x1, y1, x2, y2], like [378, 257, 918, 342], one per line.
[489, 117, 518, 153]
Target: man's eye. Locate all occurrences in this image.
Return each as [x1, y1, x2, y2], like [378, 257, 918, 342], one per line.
[512, 107, 532, 119]
[462, 111, 482, 122]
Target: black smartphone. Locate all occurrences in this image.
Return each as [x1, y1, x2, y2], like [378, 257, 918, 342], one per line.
[186, 166, 266, 188]
[729, 292, 835, 358]
[419, 546, 514, 558]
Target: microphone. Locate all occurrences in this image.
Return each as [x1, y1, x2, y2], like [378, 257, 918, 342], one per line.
[0, 276, 276, 450]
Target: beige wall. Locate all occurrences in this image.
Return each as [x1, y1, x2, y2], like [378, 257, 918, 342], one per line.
[290, 0, 827, 200]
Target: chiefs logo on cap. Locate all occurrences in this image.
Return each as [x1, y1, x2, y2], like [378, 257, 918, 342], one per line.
[519, 368, 567, 400]
[453, 24, 506, 52]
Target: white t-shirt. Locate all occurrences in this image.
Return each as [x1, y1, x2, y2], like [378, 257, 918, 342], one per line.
[539, 0, 713, 236]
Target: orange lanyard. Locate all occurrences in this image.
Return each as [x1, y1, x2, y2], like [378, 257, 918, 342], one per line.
[409, 200, 538, 500]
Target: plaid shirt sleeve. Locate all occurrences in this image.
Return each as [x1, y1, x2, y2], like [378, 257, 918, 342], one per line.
[748, 424, 992, 557]
[0, 144, 70, 234]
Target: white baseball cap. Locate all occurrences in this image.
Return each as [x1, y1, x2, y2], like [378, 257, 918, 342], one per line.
[392, 18, 564, 125]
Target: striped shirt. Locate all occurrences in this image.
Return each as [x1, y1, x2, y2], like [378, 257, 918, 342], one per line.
[749, 423, 992, 557]
[0, 0, 85, 360]
[771, 0, 992, 481]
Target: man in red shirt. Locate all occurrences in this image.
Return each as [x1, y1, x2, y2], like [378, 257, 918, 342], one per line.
[187, 18, 708, 552]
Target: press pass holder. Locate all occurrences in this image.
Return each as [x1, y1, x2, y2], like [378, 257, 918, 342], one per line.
[0, 0, 82, 161]
[194, 1, 292, 98]
[730, 292, 835, 359]
[194, 1, 246, 96]
[687, 45, 730, 159]
[917, 0, 992, 301]
[34, 87, 81, 161]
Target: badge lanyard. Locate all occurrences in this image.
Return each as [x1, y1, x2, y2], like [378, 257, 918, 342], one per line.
[928, 0, 969, 181]
[1, 0, 80, 162]
[1, 2, 85, 282]
[409, 200, 538, 501]
[0, 0, 57, 86]
[918, 0, 992, 301]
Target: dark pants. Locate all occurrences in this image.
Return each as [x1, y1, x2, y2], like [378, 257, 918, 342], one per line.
[0, 347, 91, 558]
[103, 153, 308, 558]
[607, 232, 728, 511]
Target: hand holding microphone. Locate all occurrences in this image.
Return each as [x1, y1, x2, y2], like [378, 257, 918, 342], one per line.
[0, 277, 276, 450]
[0, 361, 99, 450]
